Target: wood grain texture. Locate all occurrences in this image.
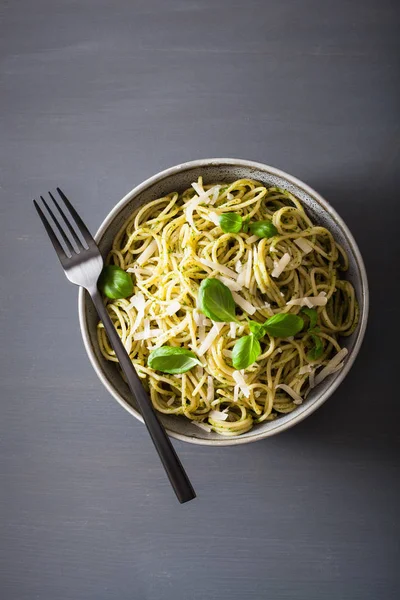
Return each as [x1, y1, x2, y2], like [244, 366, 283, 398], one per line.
[1, 0, 399, 598]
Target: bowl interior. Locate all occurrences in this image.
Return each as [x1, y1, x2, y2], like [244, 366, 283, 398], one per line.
[80, 160, 367, 445]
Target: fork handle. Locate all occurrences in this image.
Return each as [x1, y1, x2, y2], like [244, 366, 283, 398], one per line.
[89, 288, 196, 504]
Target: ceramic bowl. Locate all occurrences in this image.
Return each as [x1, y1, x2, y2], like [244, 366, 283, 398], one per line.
[78, 158, 368, 445]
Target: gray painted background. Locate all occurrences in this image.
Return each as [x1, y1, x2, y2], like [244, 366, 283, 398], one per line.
[1, 1, 399, 599]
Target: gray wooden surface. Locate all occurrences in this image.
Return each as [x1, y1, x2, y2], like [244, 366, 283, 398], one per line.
[1, 1, 399, 599]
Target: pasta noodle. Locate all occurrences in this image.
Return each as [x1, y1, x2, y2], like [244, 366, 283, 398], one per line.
[97, 178, 358, 436]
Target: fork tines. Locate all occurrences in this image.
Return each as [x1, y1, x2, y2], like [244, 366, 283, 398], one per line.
[33, 188, 93, 262]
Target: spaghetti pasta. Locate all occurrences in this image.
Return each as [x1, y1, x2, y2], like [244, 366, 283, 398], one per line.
[97, 178, 358, 436]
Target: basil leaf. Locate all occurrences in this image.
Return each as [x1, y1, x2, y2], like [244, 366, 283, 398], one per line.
[232, 335, 261, 370]
[148, 346, 201, 374]
[242, 217, 250, 233]
[98, 265, 134, 299]
[248, 320, 268, 340]
[302, 307, 318, 330]
[219, 213, 242, 233]
[198, 278, 238, 322]
[307, 334, 324, 361]
[248, 220, 278, 239]
[264, 313, 304, 337]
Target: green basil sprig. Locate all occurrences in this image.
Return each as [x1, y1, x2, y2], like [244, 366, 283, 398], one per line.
[219, 213, 242, 233]
[198, 278, 238, 322]
[301, 308, 323, 360]
[248, 220, 278, 239]
[307, 334, 324, 361]
[232, 335, 261, 370]
[262, 313, 304, 337]
[302, 307, 318, 330]
[148, 346, 201, 374]
[98, 265, 134, 299]
[231, 313, 305, 370]
[216, 213, 277, 239]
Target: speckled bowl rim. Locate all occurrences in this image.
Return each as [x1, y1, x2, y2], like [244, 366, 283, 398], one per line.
[78, 158, 369, 446]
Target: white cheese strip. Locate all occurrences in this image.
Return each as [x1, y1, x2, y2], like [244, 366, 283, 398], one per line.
[219, 276, 242, 292]
[193, 309, 202, 326]
[233, 384, 239, 402]
[236, 269, 246, 287]
[127, 292, 146, 333]
[235, 259, 243, 273]
[227, 192, 234, 200]
[191, 182, 220, 205]
[271, 252, 291, 278]
[276, 384, 303, 405]
[191, 421, 212, 433]
[299, 365, 313, 375]
[124, 335, 133, 355]
[246, 235, 258, 244]
[184, 198, 200, 228]
[309, 370, 315, 389]
[211, 185, 221, 204]
[294, 237, 313, 254]
[286, 292, 328, 308]
[195, 365, 204, 379]
[167, 395, 176, 406]
[133, 328, 162, 341]
[196, 323, 224, 356]
[232, 371, 250, 398]
[313, 348, 348, 387]
[223, 349, 233, 358]
[206, 376, 214, 402]
[207, 211, 221, 226]
[136, 239, 158, 265]
[166, 300, 181, 316]
[126, 291, 145, 312]
[232, 292, 257, 315]
[245, 248, 253, 288]
[209, 410, 228, 422]
[199, 257, 238, 280]
[229, 322, 237, 338]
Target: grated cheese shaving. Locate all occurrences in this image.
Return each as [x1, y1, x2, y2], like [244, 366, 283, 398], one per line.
[229, 322, 237, 338]
[271, 253, 291, 278]
[133, 328, 162, 341]
[232, 292, 257, 315]
[199, 257, 238, 280]
[235, 260, 243, 273]
[136, 239, 158, 265]
[313, 348, 348, 387]
[166, 300, 181, 316]
[233, 384, 239, 403]
[207, 211, 221, 226]
[246, 235, 258, 244]
[286, 292, 328, 308]
[219, 276, 242, 292]
[245, 248, 253, 288]
[191, 421, 212, 433]
[276, 383, 303, 405]
[299, 365, 313, 375]
[209, 410, 228, 422]
[167, 395, 176, 406]
[127, 292, 146, 333]
[294, 237, 313, 254]
[232, 371, 250, 398]
[197, 323, 224, 356]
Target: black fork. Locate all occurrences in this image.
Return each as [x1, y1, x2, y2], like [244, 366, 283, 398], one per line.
[34, 188, 196, 504]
